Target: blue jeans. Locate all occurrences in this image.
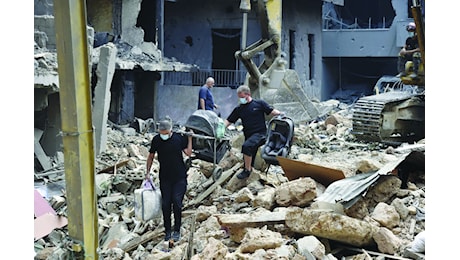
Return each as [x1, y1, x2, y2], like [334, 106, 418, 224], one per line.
[160, 178, 187, 233]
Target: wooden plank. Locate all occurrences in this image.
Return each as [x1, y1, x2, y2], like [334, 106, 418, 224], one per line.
[343, 246, 414, 260]
[97, 159, 131, 174]
[185, 162, 242, 207]
[277, 157, 345, 186]
[119, 228, 164, 252]
[215, 211, 286, 228]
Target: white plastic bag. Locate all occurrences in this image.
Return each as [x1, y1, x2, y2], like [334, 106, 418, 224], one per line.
[408, 231, 425, 253]
[134, 179, 162, 221]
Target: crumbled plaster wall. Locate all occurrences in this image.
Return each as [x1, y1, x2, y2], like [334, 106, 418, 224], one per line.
[282, 0, 323, 100]
[34, 0, 54, 15]
[120, 0, 144, 47]
[35, 15, 57, 50]
[163, 0, 261, 70]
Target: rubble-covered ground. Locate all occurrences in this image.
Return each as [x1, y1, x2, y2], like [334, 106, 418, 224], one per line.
[34, 102, 425, 260]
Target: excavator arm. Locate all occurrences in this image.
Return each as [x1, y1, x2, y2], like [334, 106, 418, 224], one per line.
[235, 0, 320, 123]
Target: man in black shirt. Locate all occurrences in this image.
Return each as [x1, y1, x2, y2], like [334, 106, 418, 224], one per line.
[225, 85, 281, 179]
[145, 117, 193, 242]
[397, 22, 421, 78]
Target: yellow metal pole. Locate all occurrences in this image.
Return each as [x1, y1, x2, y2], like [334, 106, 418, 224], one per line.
[53, 0, 98, 259]
[411, 1, 425, 65]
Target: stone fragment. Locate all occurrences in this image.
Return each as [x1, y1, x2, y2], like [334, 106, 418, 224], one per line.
[285, 208, 378, 247]
[275, 177, 316, 207]
[371, 202, 400, 229]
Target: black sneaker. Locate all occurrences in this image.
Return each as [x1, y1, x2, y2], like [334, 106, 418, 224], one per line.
[237, 169, 251, 179]
[164, 231, 172, 241]
[172, 231, 181, 242]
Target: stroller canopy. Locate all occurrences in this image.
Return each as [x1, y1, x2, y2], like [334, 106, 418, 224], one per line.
[185, 110, 221, 137]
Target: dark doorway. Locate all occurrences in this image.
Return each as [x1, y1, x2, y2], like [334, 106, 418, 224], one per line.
[211, 29, 241, 70]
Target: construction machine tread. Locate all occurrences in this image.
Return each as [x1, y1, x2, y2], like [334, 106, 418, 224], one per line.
[352, 92, 425, 144]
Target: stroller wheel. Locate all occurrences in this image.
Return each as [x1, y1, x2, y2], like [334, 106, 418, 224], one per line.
[212, 166, 223, 181]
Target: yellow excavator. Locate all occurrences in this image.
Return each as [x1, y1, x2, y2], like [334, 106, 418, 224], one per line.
[352, 0, 425, 145]
[235, 0, 320, 123]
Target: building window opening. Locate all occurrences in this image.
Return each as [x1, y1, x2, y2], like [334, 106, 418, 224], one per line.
[136, 0, 157, 43]
[308, 34, 315, 80]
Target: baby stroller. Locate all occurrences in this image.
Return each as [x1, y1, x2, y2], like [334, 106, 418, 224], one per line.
[261, 114, 295, 169]
[184, 110, 231, 180]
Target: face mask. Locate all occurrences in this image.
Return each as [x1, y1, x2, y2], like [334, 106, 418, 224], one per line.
[408, 32, 415, 37]
[239, 97, 248, 104]
[160, 133, 170, 140]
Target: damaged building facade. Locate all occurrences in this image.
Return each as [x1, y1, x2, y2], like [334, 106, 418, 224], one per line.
[34, 0, 420, 169]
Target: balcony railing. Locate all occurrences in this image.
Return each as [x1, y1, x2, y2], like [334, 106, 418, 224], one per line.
[323, 15, 392, 30]
[163, 69, 247, 89]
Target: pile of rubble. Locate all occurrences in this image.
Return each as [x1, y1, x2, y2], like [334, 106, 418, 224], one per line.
[34, 104, 425, 260]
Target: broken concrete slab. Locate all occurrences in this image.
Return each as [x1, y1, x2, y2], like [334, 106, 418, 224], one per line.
[93, 42, 117, 155]
[278, 157, 345, 186]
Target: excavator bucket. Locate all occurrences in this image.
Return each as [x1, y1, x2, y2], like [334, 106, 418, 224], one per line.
[236, 0, 320, 124]
[253, 68, 320, 123]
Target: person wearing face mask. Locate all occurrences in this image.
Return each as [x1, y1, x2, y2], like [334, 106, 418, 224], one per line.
[145, 117, 193, 242]
[224, 85, 281, 179]
[396, 22, 421, 78]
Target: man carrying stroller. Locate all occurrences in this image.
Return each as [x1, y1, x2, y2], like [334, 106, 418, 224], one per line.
[224, 85, 281, 179]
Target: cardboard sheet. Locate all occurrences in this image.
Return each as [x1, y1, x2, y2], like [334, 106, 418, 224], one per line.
[277, 157, 345, 186]
[34, 189, 56, 218]
[34, 213, 68, 240]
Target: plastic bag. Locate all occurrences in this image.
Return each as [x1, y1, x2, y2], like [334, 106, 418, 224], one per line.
[134, 179, 162, 221]
[216, 118, 226, 139]
[408, 231, 425, 253]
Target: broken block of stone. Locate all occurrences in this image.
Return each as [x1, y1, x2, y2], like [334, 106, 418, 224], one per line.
[99, 193, 126, 208]
[252, 186, 276, 210]
[195, 205, 218, 222]
[373, 227, 401, 255]
[101, 222, 130, 250]
[275, 177, 316, 207]
[235, 187, 255, 203]
[190, 237, 228, 260]
[297, 235, 326, 260]
[370, 202, 400, 229]
[238, 226, 283, 254]
[391, 197, 409, 219]
[285, 207, 378, 247]
[193, 216, 227, 253]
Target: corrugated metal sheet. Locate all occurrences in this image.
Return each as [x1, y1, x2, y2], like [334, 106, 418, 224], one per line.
[315, 151, 423, 209]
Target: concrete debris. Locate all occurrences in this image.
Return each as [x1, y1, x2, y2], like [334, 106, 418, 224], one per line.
[34, 106, 425, 259]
